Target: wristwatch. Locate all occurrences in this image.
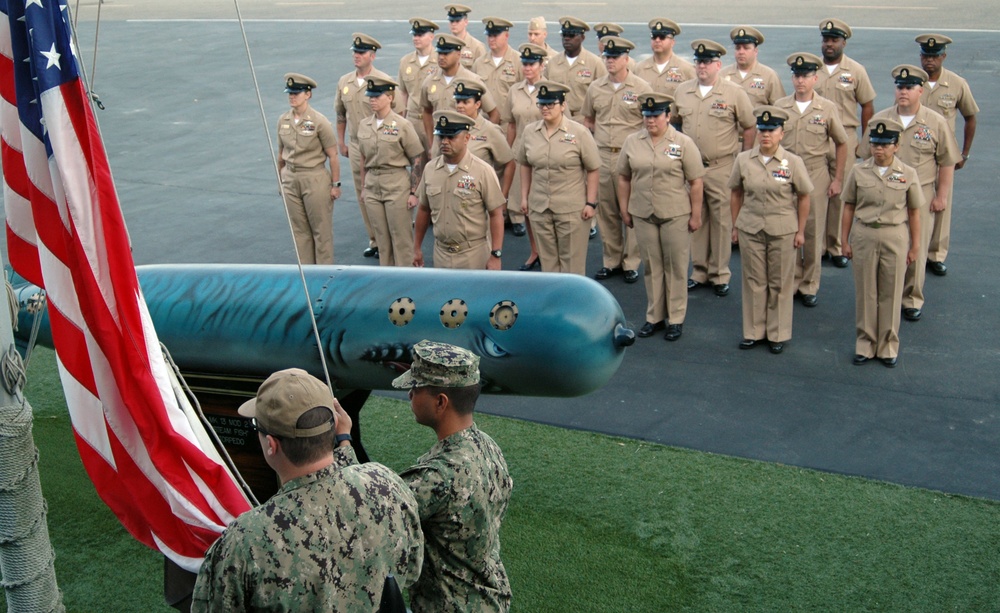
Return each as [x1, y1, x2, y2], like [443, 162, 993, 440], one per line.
[331, 181, 341, 187]
[490, 249, 502, 258]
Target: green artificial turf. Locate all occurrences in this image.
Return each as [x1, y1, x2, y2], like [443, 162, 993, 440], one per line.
[2, 348, 999, 612]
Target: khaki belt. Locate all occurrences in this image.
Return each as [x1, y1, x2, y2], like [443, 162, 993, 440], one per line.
[602, 146, 622, 154]
[856, 219, 899, 229]
[703, 156, 733, 168]
[437, 236, 487, 253]
[283, 163, 324, 173]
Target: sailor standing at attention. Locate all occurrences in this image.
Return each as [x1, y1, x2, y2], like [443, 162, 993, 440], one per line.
[276, 73, 340, 265]
[398, 18, 441, 150]
[444, 4, 486, 69]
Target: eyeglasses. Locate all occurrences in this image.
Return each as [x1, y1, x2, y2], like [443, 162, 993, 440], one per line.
[536, 101, 558, 108]
[651, 33, 673, 40]
[251, 417, 274, 437]
[694, 58, 717, 65]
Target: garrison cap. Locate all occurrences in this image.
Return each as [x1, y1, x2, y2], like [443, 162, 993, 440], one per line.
[601, 36, 634, 57]
[754, 105, 788, 130]
[819, 18, 852, 39]
[640, 92, 674, 116]
[445, 4, 472, 20]
[691, 39, 727, 60]
[284, 73, 317, 93]
[869, 118, 903, 144]
[452, 79, 485, 100]
[483, 17, 513, 35]
[535, 79, 569, 103]
[365, 75, 398, 97]
[435, 33, 466, 53]
[593, 22, 624, 38]
[350, 33, 381, 52]
[787, 52, 823, 74]
[392, 340, 481, 389]
[519, 43, 548, 63]
[238, 368, 335, 439]
[916, 33, 952, 56]
[730, 26, 764, 45]
[528, 16, 548, 32]
[559, 16, 590, 36]
[893, 64, 928, 86]
[410, 17, 440, 35]
[648, 18, 680, 36]
[432, 110, 475, 136]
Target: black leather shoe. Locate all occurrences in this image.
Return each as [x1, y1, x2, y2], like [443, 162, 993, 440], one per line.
[903, 308, 922, 321]
[882, 356, 898, 368]
[714, 283, 730, 297]
[739, 338, 760, 350]
[800, 294, 818, 307]
[518, 256, 540, 271]
[589, 226, 598, 239]
[688, 278, 704, 290]
[623, 270, 639, 283]
[852, 354, 870, 365]
[511, 223, 526, 237]
[664, 323, 683, 341]
[769, 342, 784, 354]
[927, 261, 947, 276]
[363, 246, 379, 258]
[594, 266, 622, 280]
[831, 255, 849, 268]
[637, 321, 665, 338]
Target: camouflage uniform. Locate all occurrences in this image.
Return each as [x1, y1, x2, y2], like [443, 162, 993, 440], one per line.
[192, 445, 423, 612]
[393, 340, 513, 612]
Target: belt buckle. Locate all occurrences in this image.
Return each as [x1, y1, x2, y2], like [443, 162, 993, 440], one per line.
[446, 244, 461, 253]
[870, 221, 881, 229]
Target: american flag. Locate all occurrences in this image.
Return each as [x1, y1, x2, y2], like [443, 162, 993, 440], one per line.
[0, 0, 251, 572]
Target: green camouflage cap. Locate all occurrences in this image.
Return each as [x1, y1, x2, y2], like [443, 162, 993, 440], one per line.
[392, 340, 481, 389]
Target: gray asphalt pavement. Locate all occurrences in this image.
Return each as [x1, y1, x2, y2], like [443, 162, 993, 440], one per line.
[3, 5, 998, 499]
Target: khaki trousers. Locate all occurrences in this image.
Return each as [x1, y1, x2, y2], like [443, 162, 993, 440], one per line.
[433, 237, 490, 270]
[851, 222, 907, 359]
[506, 164, 525, 225]
[794, 162, 832, 295]
[531, 209, 589, 275]
[825, 130, 858, 257]
[738, 228, 796, 343]
[349, 140, 377, 247]
[903, 184, 936, 310]
[927, 181, 954, 262]
[634, 214, 690, 325]
[690, 158, 734, 285]
[597, 149, 641, 271]
[363, 167, 413, 267]
[281, 168, 334, 265]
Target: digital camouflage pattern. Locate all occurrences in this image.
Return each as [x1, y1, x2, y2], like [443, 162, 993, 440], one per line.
[191, 450, 424, 612]
[392, 339, 481, 389]
[402, 424, 512, 613]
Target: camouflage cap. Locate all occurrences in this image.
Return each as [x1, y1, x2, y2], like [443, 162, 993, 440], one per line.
[392, 340, 481, 389]
[238, 368, 335, 438]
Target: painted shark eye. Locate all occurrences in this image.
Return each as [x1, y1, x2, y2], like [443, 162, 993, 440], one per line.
[481, 335, 508, 358]
[439, 299, 468, 329]
[388, 297, 415, 326]
[489, 300, 518, 331]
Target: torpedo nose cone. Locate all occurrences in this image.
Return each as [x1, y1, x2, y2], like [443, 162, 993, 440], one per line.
[614, 323, 635, 348]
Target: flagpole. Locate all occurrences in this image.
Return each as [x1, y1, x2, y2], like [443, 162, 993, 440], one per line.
[0, 269, 64, 612]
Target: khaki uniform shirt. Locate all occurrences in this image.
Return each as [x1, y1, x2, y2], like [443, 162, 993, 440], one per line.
[672, 78, 756, 162]
[277, 104, 338, 170]
[920, 68, 979, 134]
[417, 151, 506, 246]
[473, 46, 523, 123]
[419, 67, 499, 116]
[356, 111, 424, 173]
[459, 32, 487, 69]
[721, 61, 787, 106]
[399, 51, 440, 120]
[859, 105, 962, 187]
[729, 145, 814, 235]
[503, 80, 542, 150]
[814, 55, 876, 129]
[617, 125, 705, 219]
[544, 49, 608, 116]
[843, 158, 924, 225]
[335, 67, 400, 143]
[581, 71, 653, 149]
[775, 93, 849, 169]
[515, 116, 601, 214]
[633, 54, 696, 97]
[431, 115, 514, 168]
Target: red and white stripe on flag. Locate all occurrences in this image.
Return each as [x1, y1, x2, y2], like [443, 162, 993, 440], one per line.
[0, 0, 251, 572]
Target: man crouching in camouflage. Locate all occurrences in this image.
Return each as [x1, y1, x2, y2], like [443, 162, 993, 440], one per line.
[192, 368, 423, 612]
[393, 340, 513, 612]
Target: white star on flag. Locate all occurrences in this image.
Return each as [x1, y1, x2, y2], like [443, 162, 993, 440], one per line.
[40, 42, 60, 69]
